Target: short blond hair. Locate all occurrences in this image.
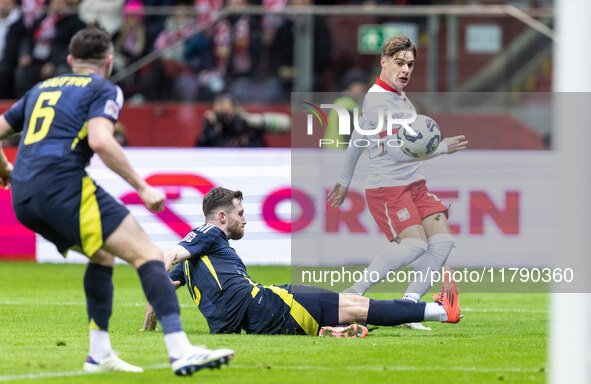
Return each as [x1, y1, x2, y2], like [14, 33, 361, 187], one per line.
[381, 34, 417, 59]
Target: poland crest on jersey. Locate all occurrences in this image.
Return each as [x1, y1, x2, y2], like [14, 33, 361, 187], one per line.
[397, 208, 410, 222]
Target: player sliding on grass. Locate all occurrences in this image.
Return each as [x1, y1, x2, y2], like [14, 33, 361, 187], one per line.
[327, 35, 468, 330]
[0, 27, 232, 376]
[141, 187, 461, 338]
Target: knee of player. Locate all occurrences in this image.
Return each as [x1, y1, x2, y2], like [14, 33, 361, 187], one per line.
[400, 237, 428, 253]
[427, 233, 454, 247]
[129, 245, 164, 267]
[89, 249, 116, 267]
[393, 238, 428, 266]
[143, 247, 164, 262]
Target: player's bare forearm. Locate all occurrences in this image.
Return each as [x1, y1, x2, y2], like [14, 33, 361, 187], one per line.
[0, 148, 8, 166]
[0, 116, 15, 140]
[164, 246, 192, 271]
[88, 118, 146, 190]
[443, 135, 468, 154]
[163, 249, 178, 272]
[88, 117, 164, 212]
[141, 280, 181, 331]
[0, 117, 14, 189]
[141, 302, 158, 331]
[0, 151, 12, 189]
[96, 143, 164, 211]
[327, 183, 349, 208]
[96, 143, 144, 190]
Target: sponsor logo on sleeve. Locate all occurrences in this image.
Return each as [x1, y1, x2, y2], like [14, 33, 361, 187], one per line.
[183, 231, 196, 242]
[104, 100, 120, 119]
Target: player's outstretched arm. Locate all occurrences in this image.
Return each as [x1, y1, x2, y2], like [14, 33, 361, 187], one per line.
[0, 116, 15, 189]
[329, 130, 365, 206]
[386, 134, 468, 164]
[141, 280, 182, 331]
[0, 151, 12, 189]
[87, 116, 165, 212]
[141, 301, 159, 331]
[163, 245, 192, 271]
[327, 183, 349, 208]
[0, 116, 15, 140]
[141, 247, 188, 331]
[442, 135, 468, 154]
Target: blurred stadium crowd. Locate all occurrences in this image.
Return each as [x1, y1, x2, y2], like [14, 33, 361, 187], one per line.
[0, 0, 326, 102]
[0, 0, 553, 148]
[0, 0, 551, 101]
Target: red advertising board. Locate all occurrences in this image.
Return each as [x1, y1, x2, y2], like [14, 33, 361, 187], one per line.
[0, 148, 36, 260]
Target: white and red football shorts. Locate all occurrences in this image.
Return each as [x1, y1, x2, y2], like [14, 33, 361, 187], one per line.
[365, 180, 448, 242]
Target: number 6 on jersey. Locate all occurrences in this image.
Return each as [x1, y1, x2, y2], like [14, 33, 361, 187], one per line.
[24, 91, 62, 145]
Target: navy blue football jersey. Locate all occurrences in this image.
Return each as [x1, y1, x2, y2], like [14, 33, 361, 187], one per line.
[169, 223, 260, 334]
[4, 73, 123, 184]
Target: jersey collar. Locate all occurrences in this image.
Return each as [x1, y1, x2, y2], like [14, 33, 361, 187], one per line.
[217, 226, 229, 241]
[375, 76, 401, 95]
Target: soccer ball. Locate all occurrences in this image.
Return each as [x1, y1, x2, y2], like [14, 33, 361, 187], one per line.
[396, 114, 441, 159]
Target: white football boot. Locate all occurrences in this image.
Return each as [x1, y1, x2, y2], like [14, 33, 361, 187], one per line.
[171, 346, 234, 376]
[83, 354, 143, 373]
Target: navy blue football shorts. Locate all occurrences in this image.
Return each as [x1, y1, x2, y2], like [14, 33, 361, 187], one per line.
[243, 284, 340, 335]
[12, 174, 129, 257]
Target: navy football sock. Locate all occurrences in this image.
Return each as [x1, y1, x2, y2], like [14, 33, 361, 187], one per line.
[84, 263, 113, 330]
[137, 260, 182, 334]
[366, 299, 426, 326]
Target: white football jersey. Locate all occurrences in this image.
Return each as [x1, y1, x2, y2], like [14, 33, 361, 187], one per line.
[337, 77, 447, 189]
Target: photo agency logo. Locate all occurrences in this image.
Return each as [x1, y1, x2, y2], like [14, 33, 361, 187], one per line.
[301, 102, 419, 148]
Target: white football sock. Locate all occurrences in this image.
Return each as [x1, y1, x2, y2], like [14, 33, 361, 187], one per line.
[164, 331, 193, 360]
[404, 233, 454, 300]
[89, 330, 112, 362]
[402, 293, 421, 302]
[424, 302, 448, 322]
[348, 238, 427, 295]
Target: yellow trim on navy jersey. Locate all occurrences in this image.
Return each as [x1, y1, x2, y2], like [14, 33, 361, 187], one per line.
[71, 121, 88, 150]
[201, 256, 222, 290]
[251, 286, 260, 298]
[192, 286, 201, 306]
[184, 261, 201, 306]
[242, 274, 260, 298]
[89, 318, 100, 331]
[184, 261, 193, 293]
[79, 176, 103, 256]
[265, 285, 319, 336]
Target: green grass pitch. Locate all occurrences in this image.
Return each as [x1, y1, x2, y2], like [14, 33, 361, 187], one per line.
[0, 262, 547, 384]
